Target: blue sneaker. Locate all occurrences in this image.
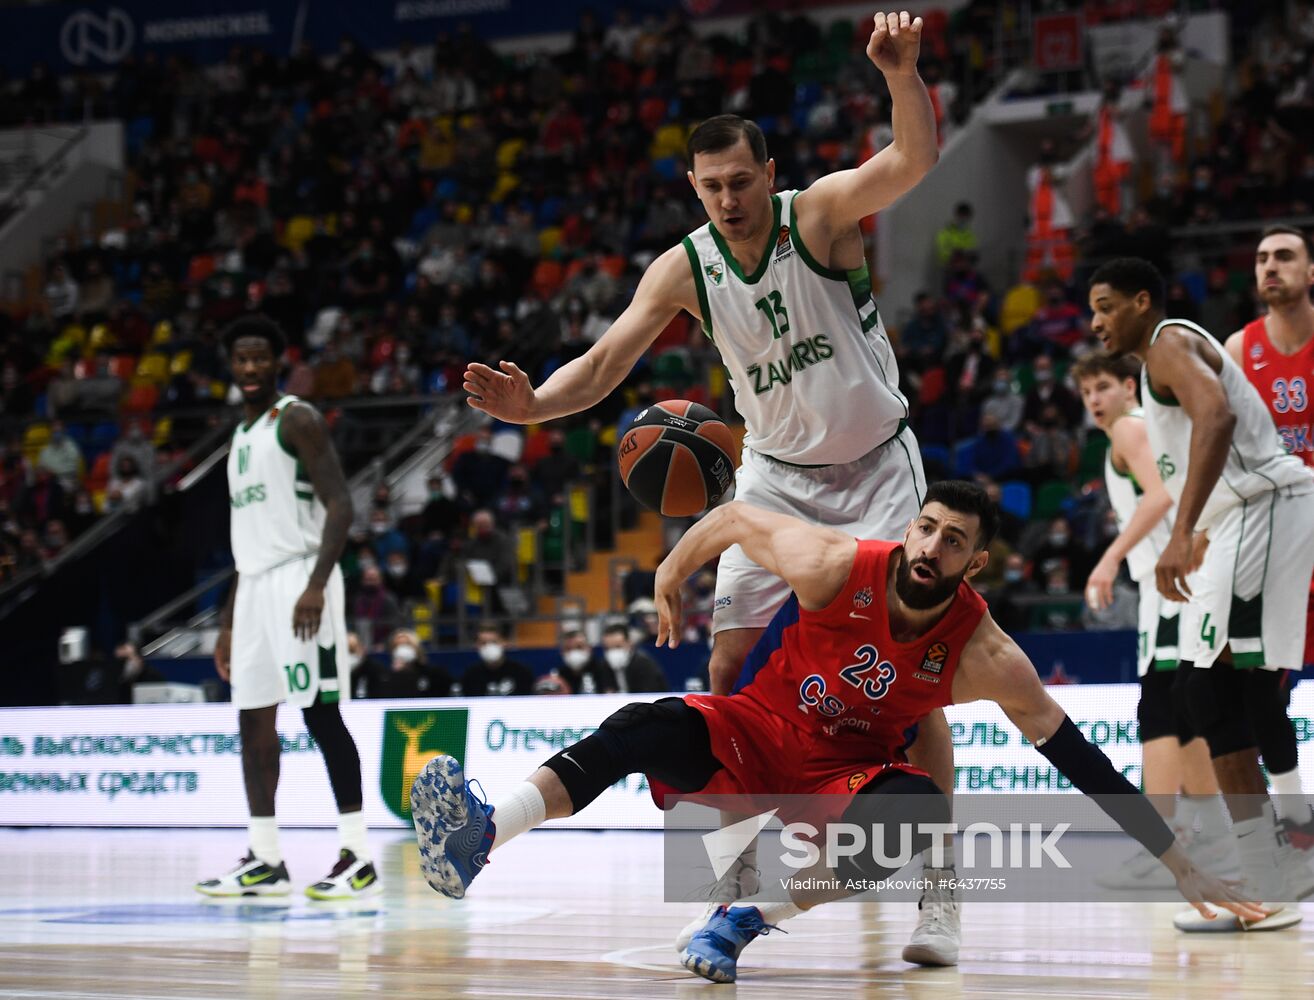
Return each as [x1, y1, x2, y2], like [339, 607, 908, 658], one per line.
[410, 755, 496, 899]
[680, 904, 780, 983]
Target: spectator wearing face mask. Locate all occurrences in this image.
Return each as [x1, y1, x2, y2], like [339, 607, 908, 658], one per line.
[109, 420, 157, 501]
[360, 629, 452, 699]
[980, 369, 1023, 433]
[989, 552, 1038, 635]
[367, 506, 409, 563]
[452, 428, 510, 509]
[1023, 355, 1082, 429]
[1030, 517, 1082, 593]
[598, 622, 670, 694]
[459, 625, 534, 696]
[66, 488, 97, 537]
[352, 565, 402, 650]
[37, 420, 83, 493]
[382, 550, 426, 602]
[105, 455, 148, 513]
[556, 628, 603, 693]
[530, 429, 581, 502]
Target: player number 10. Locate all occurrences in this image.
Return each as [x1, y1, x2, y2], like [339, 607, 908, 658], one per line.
[283, 662, 311, 692]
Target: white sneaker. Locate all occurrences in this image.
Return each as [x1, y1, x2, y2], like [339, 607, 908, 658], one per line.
[1173, 906, 1302, 932]
[1097, 828, 1237, 890]
[304, 849, 382, 900]
[195, 853, 291, 897]
[674, 856, 761, 953]
[1277, 840, 1314, 901]
[902, 867, 960, 966]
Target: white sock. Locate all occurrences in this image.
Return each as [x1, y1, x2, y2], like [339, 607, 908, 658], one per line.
[1233, 802, 1281, 900]
[249, 815, 282, 865]
[1178, 794, 1230, 838]
[923, 843, 955, 870]
[1269, 769, 1312, 824]
[490, 782, 547, 852]
[757, 900, 803, 924]
[339, 809, 368, 860]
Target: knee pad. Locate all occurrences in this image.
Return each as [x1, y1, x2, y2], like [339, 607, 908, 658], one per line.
[544, 700, 692, 812]
[1179, 666, 1254, 759]
[1244, 670, 1299, 774]
[1137, 671, 1178, 743]
[834, 772, 950, 884]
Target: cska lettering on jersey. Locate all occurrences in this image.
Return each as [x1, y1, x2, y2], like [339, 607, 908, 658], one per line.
[1242, 317, 1314, 464]
[747, 334, 834, 395]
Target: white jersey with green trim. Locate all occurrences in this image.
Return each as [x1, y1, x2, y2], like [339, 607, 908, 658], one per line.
[1103, 408, 1172, 582]
[682, 188, 907, 465]
[1142, 319, 1312, 532]
[227, 394, 324, 576]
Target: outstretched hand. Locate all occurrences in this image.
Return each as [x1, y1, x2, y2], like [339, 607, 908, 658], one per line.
[654, 565, 684, 649]
[1162, 844, 1270, 924]
[867, 10, 924, 77]
[463, 360, 536, 423]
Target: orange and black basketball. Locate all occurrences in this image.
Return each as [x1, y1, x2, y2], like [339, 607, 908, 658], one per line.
[618, 400, 737, 517]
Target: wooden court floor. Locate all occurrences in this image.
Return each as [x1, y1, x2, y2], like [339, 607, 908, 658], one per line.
[1, 827, 1311, 999]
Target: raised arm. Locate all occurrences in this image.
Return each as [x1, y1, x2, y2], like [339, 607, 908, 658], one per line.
[1144, 327, 1234, 600]
[280, 402, 354, 640]
[796, 12, 937, 232]
[463, 244, 695, 424]
[653, 502, 857, 646]
[1085, 415, 1174, 609]
[952, 614, 1266, 923]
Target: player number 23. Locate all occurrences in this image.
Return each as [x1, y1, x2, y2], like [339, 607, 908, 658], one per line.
[839, 644, 896, 701]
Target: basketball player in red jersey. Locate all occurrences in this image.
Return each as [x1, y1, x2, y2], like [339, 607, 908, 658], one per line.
[410, 481, 1262, 983]
[1223, 225, 1314, 849]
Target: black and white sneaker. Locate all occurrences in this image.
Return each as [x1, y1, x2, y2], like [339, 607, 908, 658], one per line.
[195, 854, 291, 897]
[305, 849, 381, 900]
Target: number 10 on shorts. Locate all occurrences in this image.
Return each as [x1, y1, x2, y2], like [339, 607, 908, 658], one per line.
[284, 661, 311, 692]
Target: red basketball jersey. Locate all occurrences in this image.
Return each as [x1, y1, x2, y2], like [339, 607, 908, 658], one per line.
[729, 539, 988, 767]
[1241, 317, 1314, 466]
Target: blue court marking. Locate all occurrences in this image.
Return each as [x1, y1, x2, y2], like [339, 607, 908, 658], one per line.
[0, 903, 383, 925]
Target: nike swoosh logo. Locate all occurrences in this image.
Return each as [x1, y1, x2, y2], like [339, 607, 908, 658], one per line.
[849, 611, 872, 621]
[1253, 362, 1269, 370]
[561, 751, 585, 773]
[239, 871, 271, 886]
[350, 873, 374, 890]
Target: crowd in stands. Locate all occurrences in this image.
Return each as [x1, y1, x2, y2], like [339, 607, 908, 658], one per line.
[2, 3, 1304, 693]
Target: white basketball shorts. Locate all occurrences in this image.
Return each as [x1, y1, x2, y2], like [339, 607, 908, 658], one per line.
[230, 557, 349, 710]
[712, 423, 926, 634]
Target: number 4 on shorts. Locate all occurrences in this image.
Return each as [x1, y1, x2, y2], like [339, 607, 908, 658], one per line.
[284, 661, 311, 691]
[1199, 613, 1217, 650]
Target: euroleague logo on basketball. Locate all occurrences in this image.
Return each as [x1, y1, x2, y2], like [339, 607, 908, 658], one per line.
[852, 586, 873, 610]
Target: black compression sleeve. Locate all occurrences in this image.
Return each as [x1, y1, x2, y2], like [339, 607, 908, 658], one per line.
[1035, 715, 1175, 857]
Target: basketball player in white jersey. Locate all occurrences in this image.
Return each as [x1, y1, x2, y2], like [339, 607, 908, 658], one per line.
[1090, 258, 1314, 931]
[463, 12, 961, 962]
[195, 316, 379, 900]
[1073, 353, 1232, 889]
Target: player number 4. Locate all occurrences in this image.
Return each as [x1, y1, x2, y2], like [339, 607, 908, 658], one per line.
[754, 291, 790, 340]
[283, 661, 311, 692]
[1199, 614, 1217, 651]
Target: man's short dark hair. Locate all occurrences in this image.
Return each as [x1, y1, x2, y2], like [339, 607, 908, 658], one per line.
[1260, 224, 1313, 259]
[222, 314, 287, 358]
[476, 623, 506, 639]
[1071, 351, 1142, 385]
[602, 622, 631, 640]
[686, 115, 768, 169]
[921, 480, 1000, 551]
[1089, 258, 1166, 310]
